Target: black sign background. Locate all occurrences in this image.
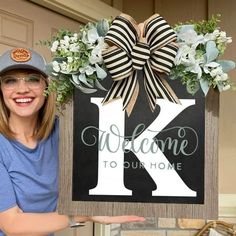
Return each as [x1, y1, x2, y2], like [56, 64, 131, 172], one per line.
[72, 72, 205, 204]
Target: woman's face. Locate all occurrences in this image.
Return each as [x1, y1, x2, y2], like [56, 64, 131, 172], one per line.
[0, 69, 47, 120]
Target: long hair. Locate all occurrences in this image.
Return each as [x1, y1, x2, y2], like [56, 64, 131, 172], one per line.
[0, 81, 56, 140]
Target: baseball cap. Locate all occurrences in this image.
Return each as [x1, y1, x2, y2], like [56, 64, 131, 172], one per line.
[0, 48, 47, 77]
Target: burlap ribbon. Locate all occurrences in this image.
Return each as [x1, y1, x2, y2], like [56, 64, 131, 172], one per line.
[102, 13, 180, 116]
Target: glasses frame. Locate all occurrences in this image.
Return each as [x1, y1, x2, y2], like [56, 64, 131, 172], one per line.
[0, 74, 47, 91]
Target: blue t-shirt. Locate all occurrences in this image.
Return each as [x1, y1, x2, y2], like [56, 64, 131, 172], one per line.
[0, 119, 59, 236]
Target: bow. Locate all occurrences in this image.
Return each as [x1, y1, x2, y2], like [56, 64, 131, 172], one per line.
[102, 14, 180, 116]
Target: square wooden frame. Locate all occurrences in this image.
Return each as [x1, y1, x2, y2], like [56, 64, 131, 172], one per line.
[58, 89, 219, 218]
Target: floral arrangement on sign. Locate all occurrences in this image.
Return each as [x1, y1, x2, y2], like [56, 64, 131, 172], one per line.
[42, 19, 111, 105]
[170, 14, 235, 95]
[43, 14, 235, 112]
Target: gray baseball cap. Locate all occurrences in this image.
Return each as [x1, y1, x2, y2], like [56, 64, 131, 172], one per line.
[0, 48, 47, 77]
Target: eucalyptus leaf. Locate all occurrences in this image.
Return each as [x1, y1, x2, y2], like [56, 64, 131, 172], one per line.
[53, 57, 67, 63]
[71, 74, 80, 85]
[44, 63, 55, 76]
[217, 60, 235, 72]
[95, 64, 107, 79]
[71, 80, 97, 93]
[69, 70, 80, 75]
[87, 28, 99, 43]
[205, 41, 219, 63]
[60, 70, 71, 75]
[97, 19, 110, 37]
[200, 78, 210, 96]
[77, 73, 94, 88]
[178, 24, 195, 34]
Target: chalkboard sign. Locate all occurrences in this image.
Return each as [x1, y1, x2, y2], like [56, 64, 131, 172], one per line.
[58, 73, 219, 218]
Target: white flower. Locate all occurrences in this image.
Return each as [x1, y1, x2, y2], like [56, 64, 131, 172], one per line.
[87, 28, 99, 44]
[209, 66, 223, 77]
[175, 43, 205, 79]
[52, 61, 60, 72]
[186, 63, 203, 79]
[60, 61, 70, 73]
[89, 39, 107, 64]
[64, 35, 70, 42]
[178, 26, 205, 48]
[51, 40, 59, 52]
[217, 31, 232, 44]
[70, 33, 78, 43]
[204, 29, 220, 42]
[89, 48, 101, 64]
[82, 31, 88, 44]
[174, 45, 196, 66]
[69, 43, 80, 52]
[67, 57, 73, 63]
[82, 27, 100, 46]
[60, 39, 69, 49]
[203, 61, 220, 74]
[221, 73, 228, 81]
[214, 73, 228, 82]
[203, 62, 229, 82]
[222, 84, 231, 91]
[79, 65, 95, 75]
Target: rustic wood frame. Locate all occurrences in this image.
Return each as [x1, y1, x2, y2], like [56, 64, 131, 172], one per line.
[58, 89, 219, 218]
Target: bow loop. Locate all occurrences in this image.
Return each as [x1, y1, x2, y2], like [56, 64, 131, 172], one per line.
[150, 42, 179, 74]
[105, 14, 139, 54]
[103, 46, 133, 80]
[144, 14, 177, 52]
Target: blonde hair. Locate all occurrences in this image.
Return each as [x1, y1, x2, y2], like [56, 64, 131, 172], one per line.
[0, 85, 57, 141]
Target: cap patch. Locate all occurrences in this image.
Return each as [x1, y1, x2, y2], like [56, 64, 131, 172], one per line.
[11, 48, 31, 62]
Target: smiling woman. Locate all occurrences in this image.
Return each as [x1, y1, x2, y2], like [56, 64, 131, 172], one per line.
[0, 48, 55, 141]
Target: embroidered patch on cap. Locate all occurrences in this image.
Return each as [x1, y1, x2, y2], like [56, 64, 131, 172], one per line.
[11, 48, 31, 62]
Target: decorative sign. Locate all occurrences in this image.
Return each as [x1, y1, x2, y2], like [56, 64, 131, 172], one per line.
[73, 74, 204, 204]
[58, 74, 219, 218]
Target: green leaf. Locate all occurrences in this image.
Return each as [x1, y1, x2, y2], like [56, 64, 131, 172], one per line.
[97, 19, 110, 37]
[186, 80, 200, 95]
[71, 80, 97, 93]
[217, 60, 235, 72]
[44, 63, 55, 76]
[200, 78, 210, 96]
[206, 41, 219, 63]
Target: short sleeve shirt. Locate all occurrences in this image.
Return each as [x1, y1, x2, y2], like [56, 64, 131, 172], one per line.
[0, 119, 59, 236]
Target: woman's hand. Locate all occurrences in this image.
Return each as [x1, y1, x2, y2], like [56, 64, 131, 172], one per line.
[88, 215, 145, 224]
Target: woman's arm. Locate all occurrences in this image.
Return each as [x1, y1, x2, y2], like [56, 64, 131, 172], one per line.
[0, 206, 145, 236]
[0, 206, 89, 235]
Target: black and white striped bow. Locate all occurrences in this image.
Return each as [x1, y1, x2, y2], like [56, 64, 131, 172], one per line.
[102, 14, 180, 116]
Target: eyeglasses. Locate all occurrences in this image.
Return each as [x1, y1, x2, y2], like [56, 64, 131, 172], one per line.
[0, 74, 46, 90]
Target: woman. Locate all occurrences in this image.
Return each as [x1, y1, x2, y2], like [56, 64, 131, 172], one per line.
[0, 48, 144, 236]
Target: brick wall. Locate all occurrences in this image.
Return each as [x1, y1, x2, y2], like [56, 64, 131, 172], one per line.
[110, 217, 236, 236]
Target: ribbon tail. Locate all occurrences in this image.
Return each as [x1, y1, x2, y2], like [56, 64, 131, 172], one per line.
[159, 75, 180, 104]
[102, 71, 138, 115]
[126, 80, 139, 116]
[144, 61, 180, 111]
